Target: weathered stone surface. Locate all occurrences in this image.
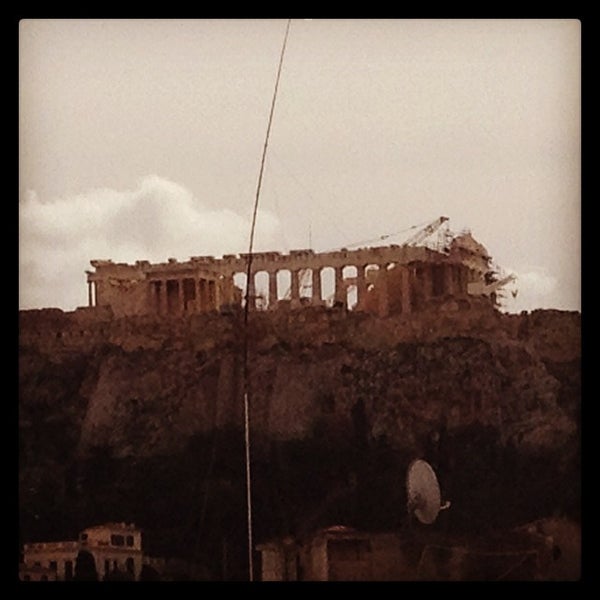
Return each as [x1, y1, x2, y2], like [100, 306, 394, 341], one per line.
[18, 305, 580, 577]
[19, 305, 580, 458]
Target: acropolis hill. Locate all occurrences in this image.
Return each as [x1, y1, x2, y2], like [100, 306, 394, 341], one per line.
[19, 224, 580, 579]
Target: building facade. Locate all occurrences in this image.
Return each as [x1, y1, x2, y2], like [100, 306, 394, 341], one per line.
[85, 232, 503, 318]
[257, 521, 570, 581]
[20, 522, 144, 581]
[257, 526, 412, 581]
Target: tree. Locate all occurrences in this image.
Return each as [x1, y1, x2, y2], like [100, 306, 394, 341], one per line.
[73, 550, 98, 581]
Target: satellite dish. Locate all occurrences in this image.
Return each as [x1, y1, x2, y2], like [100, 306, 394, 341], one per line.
[406, 459, 450, 525]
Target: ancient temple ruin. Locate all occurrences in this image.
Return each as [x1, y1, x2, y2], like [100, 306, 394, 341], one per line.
[85, 223, 512, 319]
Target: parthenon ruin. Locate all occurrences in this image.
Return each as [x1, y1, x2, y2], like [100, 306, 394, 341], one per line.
[86, 228, 508, 319]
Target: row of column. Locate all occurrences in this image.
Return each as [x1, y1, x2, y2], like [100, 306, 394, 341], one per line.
[378, 262, 463, 316]
[87, 281, 98, 307]
[151, 277, 222, 316]
[245, 265, 376, 310]
[89, 261, 465, 315]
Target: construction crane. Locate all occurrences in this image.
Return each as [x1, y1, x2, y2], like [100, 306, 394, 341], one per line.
[403, 216, 450, 247]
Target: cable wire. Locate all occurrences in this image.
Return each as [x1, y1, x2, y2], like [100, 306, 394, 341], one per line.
[242, 18, 291, 582]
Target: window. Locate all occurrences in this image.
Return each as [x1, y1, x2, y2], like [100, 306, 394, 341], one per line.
[23, 575, 31, 581]
[49, 561, 57, 571]
[80, 533, 88, 541]
[41, 575, 48, 581]
[111, 534, 125, 546]
[34, 561, 41, 567]
[126, 535, 134, 547]
[65, 561, 73, 580]
[105, 559, 110, 576]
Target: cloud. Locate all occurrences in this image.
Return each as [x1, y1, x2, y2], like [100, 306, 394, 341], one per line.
[19, 176, 282, 310]
[502, 267, 558, 313]
[518, 270, 557, 298]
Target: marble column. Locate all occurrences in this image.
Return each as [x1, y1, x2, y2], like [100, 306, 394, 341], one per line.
[178, 279, 184, 314]
[334, 266, 345, 304]
[159, 281, 167, 315]
[444, 264, 454, 297]
[290, 269, 300, 301]
[377, 265, 389, 317]
[199, 279, 207, 312]
[401, 267, 411, 314]
[208, 280, 216, 310]
[195, 278, 201, 312]
[423, 265, 433, 303]
[226, 275, 235, 304]
[269, 271, 278, 309]
[146, 281, 153, 314]
[246, 273, 256, 309]
[312, 268, 322, 304]
[355, 265, 367, 311]
[214, 278, 222, 310]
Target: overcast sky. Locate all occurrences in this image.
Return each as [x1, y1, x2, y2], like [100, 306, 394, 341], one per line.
[19, 19, 580, 313]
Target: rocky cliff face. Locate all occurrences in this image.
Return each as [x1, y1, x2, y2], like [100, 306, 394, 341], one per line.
[18, 303, 580, 579]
